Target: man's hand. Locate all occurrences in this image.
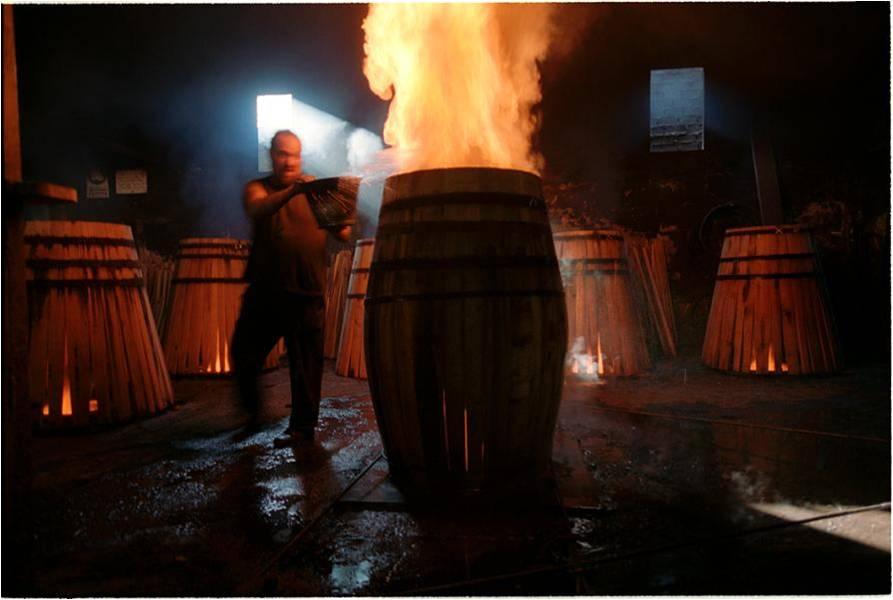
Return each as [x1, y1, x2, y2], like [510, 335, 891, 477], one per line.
[333, 225, 351, 242]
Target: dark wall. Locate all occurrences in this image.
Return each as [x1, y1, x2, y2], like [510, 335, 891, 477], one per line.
[14, 4, 383, 251]
[539, 3, 890, 362]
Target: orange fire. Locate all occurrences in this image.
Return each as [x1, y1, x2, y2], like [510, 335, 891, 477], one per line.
[567, 336, 601, 380]
[203, 329, 231, 374]
[61, 337, 73, 416]
[596, 334, 605, 376]
[362, 3, 554, 173]
[214, 330, 222, 373]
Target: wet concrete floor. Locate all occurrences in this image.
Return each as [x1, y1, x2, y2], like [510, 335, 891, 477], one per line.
[28, 356, 890, 595]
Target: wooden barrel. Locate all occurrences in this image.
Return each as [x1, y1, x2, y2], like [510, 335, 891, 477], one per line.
[365, 168, 567, 496]
[25, 220, 174, 430]
[324, 248, 353, 359]
[163, 238, 281, 376]
[553, 229, 650, 376]
[702, 225, 841, 374]
[335, 239, 374, 378]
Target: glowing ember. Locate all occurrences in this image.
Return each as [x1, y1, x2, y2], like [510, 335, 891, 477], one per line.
[61, 338, 73, 416]
[42, 404, 49, 416]
[362, 3, 554, 173]
[781, 362, 790, 373]
[442, 390, 451, 470]
[750, 354, 758, 373]
[767, 344, 776, 372]
[89, 399, 99, 413]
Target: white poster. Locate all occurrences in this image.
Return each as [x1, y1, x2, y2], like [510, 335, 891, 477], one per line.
[86, 170, 110, 199]
[115, 169, 148, 195]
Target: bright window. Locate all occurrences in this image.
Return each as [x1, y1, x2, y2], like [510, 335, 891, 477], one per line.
[650, 68, 704, 152]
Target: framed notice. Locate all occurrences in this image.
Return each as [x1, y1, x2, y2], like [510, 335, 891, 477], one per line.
[86, 170, 110, 199]
[115, 169, 148, 195]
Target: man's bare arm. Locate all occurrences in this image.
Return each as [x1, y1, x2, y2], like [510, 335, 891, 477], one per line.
[243, 180, 301, 220]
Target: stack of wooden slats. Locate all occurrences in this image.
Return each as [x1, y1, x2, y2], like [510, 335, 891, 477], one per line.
[323, 249, 353, 359]
[625, 233, 677, 357]
[138, 247, 176, 337]
[335, 239, 374, 379]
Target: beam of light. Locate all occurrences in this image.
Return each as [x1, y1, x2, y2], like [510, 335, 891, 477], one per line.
[256, 94, 294, 170]
[750, 502, 890, 552]
[256, 94, 383, 177]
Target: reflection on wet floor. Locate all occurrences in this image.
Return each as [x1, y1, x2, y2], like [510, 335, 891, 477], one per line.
[28, 360, 891, 595]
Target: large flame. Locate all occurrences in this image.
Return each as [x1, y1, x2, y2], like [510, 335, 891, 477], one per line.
[362, 3, 554, 173]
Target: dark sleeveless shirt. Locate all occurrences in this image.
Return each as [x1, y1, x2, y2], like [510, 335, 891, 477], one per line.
[244, 175, 328, 296]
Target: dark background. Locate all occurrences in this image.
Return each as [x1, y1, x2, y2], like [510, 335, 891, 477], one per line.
[13, 2, 890, 361]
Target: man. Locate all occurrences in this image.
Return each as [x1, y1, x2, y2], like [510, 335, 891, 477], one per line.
[232, 130, 350, 445]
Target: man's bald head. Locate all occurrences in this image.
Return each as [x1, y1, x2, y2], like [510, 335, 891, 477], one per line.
[271, 129, 301, 151]
[269, 130, 302, 185]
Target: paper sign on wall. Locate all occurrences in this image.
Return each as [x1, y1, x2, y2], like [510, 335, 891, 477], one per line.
[115, 169, 148, 195]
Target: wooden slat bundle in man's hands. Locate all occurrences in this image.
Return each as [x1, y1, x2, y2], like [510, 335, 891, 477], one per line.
[301, 176, 361, 229]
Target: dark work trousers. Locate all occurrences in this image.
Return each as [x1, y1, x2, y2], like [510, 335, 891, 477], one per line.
[231, 284, 325, 432]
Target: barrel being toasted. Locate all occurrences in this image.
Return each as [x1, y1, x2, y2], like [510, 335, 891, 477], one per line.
[364, 167, 567, 496]
[25, 220, 174, 429]
[163, 238, 282, 376]
[554, 229, 651, 376]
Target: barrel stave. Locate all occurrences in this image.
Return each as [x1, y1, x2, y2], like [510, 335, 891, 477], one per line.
[335, 239, 373, 378]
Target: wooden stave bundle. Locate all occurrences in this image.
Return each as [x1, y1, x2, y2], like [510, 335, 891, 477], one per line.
[364, 167, 567, 496]
[624, 233, 677, 357]
[163, 238, 282, 376]
[138, 247, 176, 336]
[25, 220, 174, 430]
[324, 249, 353, 359]
[554, 229, 651, 376]
[335, 240, 373, 378]
[702, 225, 841, 375]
